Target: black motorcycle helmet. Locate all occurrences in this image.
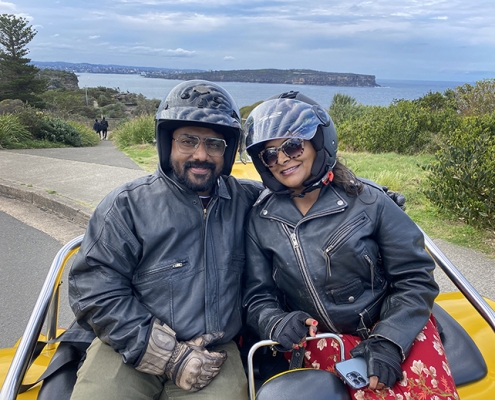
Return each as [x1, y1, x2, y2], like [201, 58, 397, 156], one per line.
[155, 80, 242, 176]
[242, 91, 338, 194]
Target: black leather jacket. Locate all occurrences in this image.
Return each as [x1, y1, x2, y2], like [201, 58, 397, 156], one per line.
[243, 181, 438, 358]
[69, 167, 261, 367]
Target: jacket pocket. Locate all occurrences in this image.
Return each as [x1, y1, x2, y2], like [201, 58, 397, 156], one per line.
[327, 279, 365, 305]
[132, 258, 191, 287]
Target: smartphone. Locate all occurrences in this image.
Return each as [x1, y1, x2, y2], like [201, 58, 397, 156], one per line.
[335, 357, 370, 390]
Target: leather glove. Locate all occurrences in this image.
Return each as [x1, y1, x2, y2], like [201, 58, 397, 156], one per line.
[350, 337, 402, 388]
[165, 332, 227, 392]
[382, 186, 406, 211]
[136, 319, 226, 392]
[271, 311, 312, 351]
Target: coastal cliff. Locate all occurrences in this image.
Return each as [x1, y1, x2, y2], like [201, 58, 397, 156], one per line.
[145, 69, 379, 87]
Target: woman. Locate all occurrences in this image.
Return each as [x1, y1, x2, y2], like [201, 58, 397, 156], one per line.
[241, 92, 459, 399]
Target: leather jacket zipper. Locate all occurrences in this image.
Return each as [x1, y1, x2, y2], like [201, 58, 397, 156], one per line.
[364, 254, 375, 295]
[283, 225, 338, 333]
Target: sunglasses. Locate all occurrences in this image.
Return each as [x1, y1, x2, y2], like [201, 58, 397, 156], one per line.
[259, 138, 305, 168]
[173, 133, 227, 157]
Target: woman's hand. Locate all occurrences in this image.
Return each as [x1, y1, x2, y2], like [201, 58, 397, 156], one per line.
[271, 311, 318, 351]
[350, 337, 402, 390]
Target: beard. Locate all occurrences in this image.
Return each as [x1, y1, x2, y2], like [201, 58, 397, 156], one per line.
[171, 160, 222, 193]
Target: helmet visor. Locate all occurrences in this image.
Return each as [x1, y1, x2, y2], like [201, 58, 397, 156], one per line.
[242, 98, 330, 155]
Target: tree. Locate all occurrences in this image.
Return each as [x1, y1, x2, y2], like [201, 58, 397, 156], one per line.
[0, 14, 46, 106]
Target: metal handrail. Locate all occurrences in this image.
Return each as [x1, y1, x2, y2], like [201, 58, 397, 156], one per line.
[0, 235, 84, 400]
[421, 228, 495, 333]
[247, 333, 345, 400]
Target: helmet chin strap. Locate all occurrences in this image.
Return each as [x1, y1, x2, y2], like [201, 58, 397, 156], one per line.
[290, 150, 332, 198]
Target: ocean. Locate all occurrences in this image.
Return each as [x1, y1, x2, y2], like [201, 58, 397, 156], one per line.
[76, 73, 470, 108]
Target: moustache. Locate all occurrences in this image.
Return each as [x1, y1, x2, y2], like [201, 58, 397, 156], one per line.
[184, 161, 216, 171]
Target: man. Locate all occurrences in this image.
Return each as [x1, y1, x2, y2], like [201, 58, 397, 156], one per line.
[100, 117, 109, 140]
[68, 80, 262, 400]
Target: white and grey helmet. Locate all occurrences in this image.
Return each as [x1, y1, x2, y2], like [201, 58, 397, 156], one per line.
[242, 91, 338, 194]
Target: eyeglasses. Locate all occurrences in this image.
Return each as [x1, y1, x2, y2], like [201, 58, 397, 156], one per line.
[258, 138, 305, 168]
[173, 134, 227, 157]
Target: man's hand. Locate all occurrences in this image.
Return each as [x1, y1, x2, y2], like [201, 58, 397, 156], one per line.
[165, 332, 227, 392]
[135, 320, 226, 392]
[382, 186, 406, 211]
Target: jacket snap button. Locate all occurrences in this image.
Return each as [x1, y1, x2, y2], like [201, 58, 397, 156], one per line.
[262, 210, 268, 215]
[348, 296, 355, 302]
[337, 200, 344, 206]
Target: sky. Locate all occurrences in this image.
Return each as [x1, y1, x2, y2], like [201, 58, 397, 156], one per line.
[1, 0, 494, 82]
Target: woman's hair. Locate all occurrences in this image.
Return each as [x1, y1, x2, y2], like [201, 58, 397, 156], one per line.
[331, 158, 363, 197]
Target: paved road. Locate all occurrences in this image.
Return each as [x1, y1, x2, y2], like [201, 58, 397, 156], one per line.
[0, 196, 85, 348]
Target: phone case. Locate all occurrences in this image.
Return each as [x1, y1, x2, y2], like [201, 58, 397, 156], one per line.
[335, 357, 370, 389]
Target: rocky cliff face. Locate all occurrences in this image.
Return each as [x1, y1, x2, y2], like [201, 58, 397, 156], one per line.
[36, 69, 79, 90]
[147, 69, 378, 87]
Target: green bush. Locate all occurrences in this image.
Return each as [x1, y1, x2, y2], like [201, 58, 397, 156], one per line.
[329, 93, 367, 125]
[12, 105, 45, 137]
[113, 114, 155, 148]
[337, 99, 458, 154]
[68, 120, 100, 147]
[424, 112, 495, 230]
[38, 116, 83, 147]
[0, 114, 32, 148]
[100, 102, 126, 118]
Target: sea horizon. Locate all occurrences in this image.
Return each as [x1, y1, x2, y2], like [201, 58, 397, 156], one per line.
[76, 73, 473, 108]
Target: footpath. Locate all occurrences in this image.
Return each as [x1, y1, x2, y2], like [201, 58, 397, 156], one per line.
[0, 140, 494, 298]
[0, 140, 148, 225]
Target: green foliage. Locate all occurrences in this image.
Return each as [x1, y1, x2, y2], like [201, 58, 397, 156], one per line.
[0, 99, 24, 114]
[67, 120, 100, 146]
[424, 113, 495, 230]
[449, 79, 495, 116]
[337, 97, 459, 154]
[240, 101, 263, 120]
[38, 116, 83, 147]
[40, 88, 96, 118]
[113, 114, 155, 148]
[12, 105, 45, 136]
[0, 14, 46, 105]
[100, 102, 126, 118]
[0, 114, 31, 148]
[131, 94, 160, 116]
[328, 93, 367, 125]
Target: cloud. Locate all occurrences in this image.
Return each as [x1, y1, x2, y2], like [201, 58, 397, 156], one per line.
[89, 35, 100, 39]
[224, 56, 235, 60]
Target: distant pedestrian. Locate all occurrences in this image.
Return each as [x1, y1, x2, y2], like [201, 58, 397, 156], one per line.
[93, 119, 102, 139]
[100, 117, 109, 140]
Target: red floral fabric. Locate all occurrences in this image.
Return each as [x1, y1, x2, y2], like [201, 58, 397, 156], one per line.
[302, 316, 459, 399]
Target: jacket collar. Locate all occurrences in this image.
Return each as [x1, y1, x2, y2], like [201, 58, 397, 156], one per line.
[258, 184, 348, 226]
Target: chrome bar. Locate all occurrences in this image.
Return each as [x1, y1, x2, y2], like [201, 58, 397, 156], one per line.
[247, 333, 345, 400]
[0, 235, 84, 400]
[421, 228, 495, 332]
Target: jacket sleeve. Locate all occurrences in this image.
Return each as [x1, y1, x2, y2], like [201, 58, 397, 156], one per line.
[242, 217, 288, 340]
[370, 191, 439, 359]
[68, 197, 154, 367]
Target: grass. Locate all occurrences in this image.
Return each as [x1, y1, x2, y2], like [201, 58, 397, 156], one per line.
[120, 145, 495, 257]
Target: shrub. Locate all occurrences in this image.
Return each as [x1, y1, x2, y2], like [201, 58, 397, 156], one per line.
[0, 114, 32, 148]
[67, 121, 100, 147]
[0, 99, 24, 115]
[100, 102, 126, 118]
[424, 112, 495, 230]
[113, 114, 155, 148]
[38, 116, 83, 147]
[449, 79, 495, 116]
[329, 93, 367, 126]
[12, 105, 45, 137]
